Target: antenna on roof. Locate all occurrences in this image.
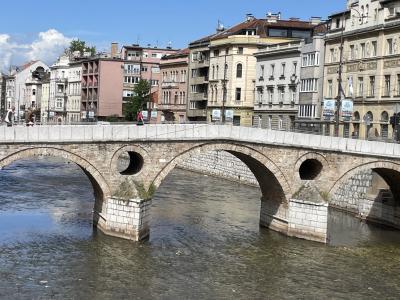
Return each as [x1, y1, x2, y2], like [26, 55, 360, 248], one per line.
[216, 20, 225, 32]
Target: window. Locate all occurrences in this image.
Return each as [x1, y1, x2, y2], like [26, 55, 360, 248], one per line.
[270, 64, 275, 78]
[141, 66, 148, 72]
[300, 79, 318, 92]
[269, 28, 288, 37]
[32, 89, 36, 96]
[385, 75, 391, 96]
[267, 88, 274, 103]
[290, 87, 296, 104]
[278, 87, 285, 103]
[350, 45, 355, 60]
[328, 80, 333, 98]
[236, 64, 243, 78]
[280, 63, 286, 78]
[361, 43, 366, 58]
[225, 47, 229, 55]
[369, 76, 375, 97]
[260, 65, 265, 79]
[397, 75, 400, 95]
[151, 53, 157, 58]
[330, 49, 335, 63]
[213, 50, 220, 57]
[371, 41, 377, 57]
[358, 77, 364, 97]
[212, 66, 215, 79]
[56, 98, 63, 109]
[336, 18, 340, 29]
[235, 88, 242, 101]
[238, 47, 244, 54]
[278, 116, 283, 129]
[387, 38, 393, 55]
[302, 52, 319, 67]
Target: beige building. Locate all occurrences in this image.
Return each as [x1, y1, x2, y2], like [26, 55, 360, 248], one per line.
[158, 49, 189, 123]
[324, 0, 400, 139]
[189, 13, 324, 126]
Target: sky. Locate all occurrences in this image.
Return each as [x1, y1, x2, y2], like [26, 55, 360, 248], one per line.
[0, 0, 345, 71]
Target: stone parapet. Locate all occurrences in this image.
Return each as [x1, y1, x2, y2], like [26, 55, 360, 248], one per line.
[1, 124, 400, 159]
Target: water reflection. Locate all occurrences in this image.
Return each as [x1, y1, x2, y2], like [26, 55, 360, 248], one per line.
[0, 158, 399, 299]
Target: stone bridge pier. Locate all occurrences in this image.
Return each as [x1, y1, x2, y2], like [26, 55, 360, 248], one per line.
[2, 125, 400, 244]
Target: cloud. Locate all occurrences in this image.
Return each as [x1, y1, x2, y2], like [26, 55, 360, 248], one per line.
[0, 29, 73, 72]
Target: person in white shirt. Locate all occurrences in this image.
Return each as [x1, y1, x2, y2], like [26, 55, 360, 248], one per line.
[4, 106, 15, 127]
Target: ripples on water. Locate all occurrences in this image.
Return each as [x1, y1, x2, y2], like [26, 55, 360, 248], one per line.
[0, 158, 399, 299]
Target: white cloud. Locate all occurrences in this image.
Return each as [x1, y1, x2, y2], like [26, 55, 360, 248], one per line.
[0, 29, 73, 72]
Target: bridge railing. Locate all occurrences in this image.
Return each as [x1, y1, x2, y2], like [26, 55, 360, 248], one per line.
[1, 120, 398, 144]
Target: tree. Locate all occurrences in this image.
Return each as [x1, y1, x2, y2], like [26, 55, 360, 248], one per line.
[124, 80, 151, 121]
[65, 39, 96, 56]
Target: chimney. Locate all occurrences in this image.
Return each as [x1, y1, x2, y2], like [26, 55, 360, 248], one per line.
[246, 13, 255, 22]
[266, 12, 280, 23]
[310, 17, 322, 25]
[111, 42, 119, 58]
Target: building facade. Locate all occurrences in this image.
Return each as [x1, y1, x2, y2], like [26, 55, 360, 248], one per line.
[120, 44, 177, 119]
[158, 49, 189, 123]
[296, 34, 326, 132]
[81, 58, 124, 120]
[254, 40, 302, 130]
[324, 0, 400, 139]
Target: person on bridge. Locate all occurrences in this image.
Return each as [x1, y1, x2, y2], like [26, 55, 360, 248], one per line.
[26, 110, 34, 127]
[4, 106, 15, 127]
[137, 111, 144, 126]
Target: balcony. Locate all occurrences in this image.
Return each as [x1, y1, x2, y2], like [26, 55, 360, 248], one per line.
[187, 108, 207, 118]
[190, 92, 208, 101]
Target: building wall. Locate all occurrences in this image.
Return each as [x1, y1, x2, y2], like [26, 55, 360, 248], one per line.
[324, 0, 400, 139]
[208, 40, 259, 126]
[159, 54, 188, 123]
[98, 60, 124, 117]
[254, 41, 302, 130]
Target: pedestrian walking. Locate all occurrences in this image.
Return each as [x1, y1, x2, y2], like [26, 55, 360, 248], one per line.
[137, 111, 144, 126]
[4, 106, 15, 127]
[26, 110, 34, 127]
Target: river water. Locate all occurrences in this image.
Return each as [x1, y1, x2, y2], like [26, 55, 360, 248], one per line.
[0, 158, 400, 299]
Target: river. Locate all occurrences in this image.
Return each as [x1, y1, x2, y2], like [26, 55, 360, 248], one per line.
[0, 158, 400, 299]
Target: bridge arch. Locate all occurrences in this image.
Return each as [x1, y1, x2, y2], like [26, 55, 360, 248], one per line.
[329, 160, 400, 200]
[152, 142, 292, 203]
[0, 147, 112, 201]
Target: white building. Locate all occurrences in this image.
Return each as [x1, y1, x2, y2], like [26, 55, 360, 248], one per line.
[10, 61, 49, 120]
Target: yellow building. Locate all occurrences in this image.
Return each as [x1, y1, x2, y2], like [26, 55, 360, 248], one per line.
[324, 0, 400, 140]
[203, 14, 323, 126]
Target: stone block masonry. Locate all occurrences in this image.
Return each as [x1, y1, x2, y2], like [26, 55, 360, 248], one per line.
[178, 150, 258, 186]
[288, 199, 328, 243]
[97, 197, 152, 241]
[331, 169, 400, 229]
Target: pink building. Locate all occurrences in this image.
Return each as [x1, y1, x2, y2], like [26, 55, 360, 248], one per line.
[158, 49, 189, 123]
[81, 58, 124, 120]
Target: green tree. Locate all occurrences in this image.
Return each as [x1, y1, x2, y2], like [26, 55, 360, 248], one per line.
[66, 39, 96, 56]
[124, 79, 151, 121]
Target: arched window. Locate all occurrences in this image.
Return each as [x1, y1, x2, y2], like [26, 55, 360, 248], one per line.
[365, 111, 373, 122]
[353, 111, 360, 121]
[216, 65, 219, 79]
[212, 65, 215, 79]
[381, 111, 389, 122]
[236, 63, 243, 78]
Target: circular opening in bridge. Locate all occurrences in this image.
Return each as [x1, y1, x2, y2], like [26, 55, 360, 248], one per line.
[117, 151, 144, 175]
[299, 159, 323, 180]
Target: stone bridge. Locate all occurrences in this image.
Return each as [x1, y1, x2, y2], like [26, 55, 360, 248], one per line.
[1, 124, 400, 243]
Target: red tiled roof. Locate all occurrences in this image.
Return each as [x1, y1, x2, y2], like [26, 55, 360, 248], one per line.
[20, 60, 39, 71]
